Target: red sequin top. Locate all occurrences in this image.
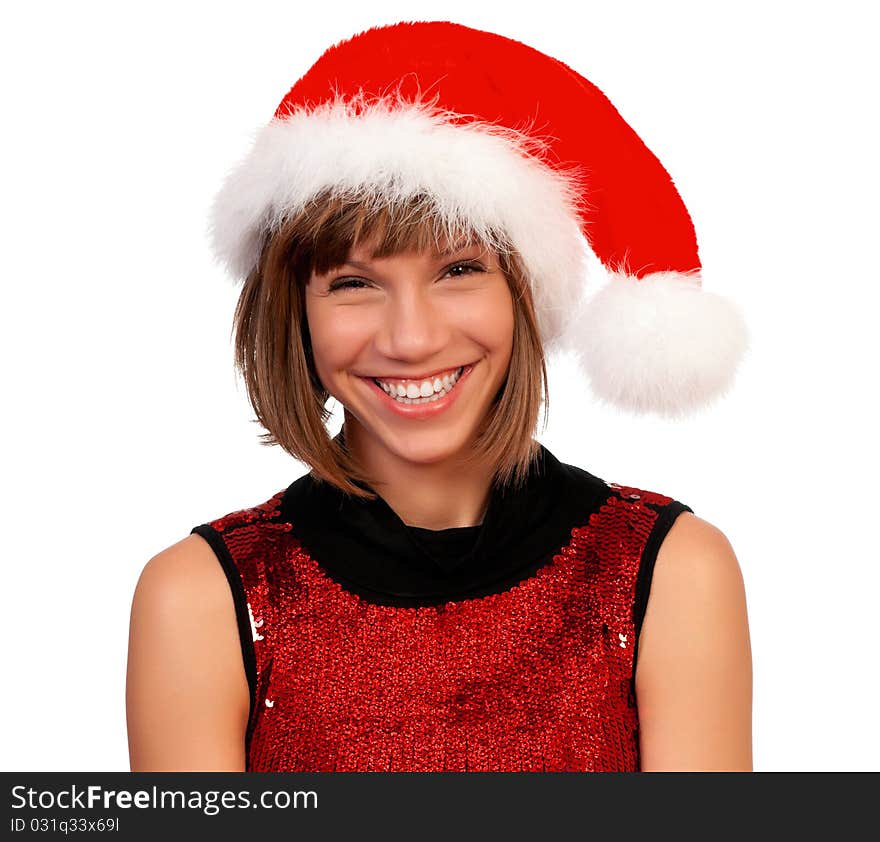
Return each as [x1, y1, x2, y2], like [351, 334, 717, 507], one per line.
[191, 444, 692, 772]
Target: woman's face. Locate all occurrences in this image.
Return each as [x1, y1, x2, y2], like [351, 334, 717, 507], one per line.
[305, 238, 515, 468]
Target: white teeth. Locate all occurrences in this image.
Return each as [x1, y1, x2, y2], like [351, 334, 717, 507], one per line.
[375, 366, 464, 403]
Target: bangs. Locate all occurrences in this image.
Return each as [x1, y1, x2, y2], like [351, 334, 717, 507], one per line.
[277, 191, 509, 283]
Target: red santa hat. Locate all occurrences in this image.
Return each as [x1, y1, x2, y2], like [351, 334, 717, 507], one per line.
[210, 20, 749, 418]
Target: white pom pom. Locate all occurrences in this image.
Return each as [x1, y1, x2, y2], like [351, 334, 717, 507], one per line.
[563, 270, 750, 418]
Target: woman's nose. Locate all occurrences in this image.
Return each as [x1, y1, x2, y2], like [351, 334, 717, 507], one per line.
[376, 291, 451, 359]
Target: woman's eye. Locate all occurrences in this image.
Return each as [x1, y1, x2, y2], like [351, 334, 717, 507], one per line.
[445, 261, 485, 278]
[327, 278, 369, 293]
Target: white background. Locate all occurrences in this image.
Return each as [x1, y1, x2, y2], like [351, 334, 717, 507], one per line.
[2, 0, 877, 771]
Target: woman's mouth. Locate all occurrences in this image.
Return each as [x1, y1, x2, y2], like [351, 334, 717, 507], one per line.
[373, 366, 465, 404]
[360, 363, 476, 418]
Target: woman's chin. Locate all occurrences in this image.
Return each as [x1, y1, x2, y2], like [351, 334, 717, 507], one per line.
[382, 430, 473, 466]
[345, 419, 473, 468]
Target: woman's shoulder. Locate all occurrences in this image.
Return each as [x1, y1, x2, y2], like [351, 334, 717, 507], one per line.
[634, 511, 752, 770]
[651, 511, 745, 609]
[130, 534, 242, 676]
[656, 511, 735, 560]
[127, 535, 249, 770]
[636, 508, 748, 685]
[129, 531, 258, 688]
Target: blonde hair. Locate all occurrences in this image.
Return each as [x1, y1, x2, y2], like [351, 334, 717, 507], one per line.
[232, 191, 550, 501]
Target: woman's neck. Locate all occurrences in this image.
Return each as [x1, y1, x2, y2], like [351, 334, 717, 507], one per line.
[342, 422, 493, 530]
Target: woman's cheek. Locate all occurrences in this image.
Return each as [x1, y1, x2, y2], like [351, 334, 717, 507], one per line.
[310, 303, 369, 354]
[471, 285, 515, 348]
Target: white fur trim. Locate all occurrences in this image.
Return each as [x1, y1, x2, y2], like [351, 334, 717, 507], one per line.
[210, 95, 749, 417]
[565, 271, 750, 417]
[209, 96, 591, 347]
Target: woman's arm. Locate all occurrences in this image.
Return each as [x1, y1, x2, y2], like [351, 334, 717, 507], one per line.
[635, 512, 753, 771]
[126, 535, 250, 771]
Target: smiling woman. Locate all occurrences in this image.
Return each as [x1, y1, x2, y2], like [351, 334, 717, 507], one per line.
[234, 190, 546, 501]
[126, 20, 752, 773]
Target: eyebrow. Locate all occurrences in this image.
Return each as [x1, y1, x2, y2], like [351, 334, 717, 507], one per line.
[341, 243, 484, 272]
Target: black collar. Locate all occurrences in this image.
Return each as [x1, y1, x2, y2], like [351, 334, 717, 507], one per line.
[279, 441, 610, 607]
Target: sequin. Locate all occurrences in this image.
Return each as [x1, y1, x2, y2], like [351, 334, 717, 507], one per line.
[202, 484, 685, 772]
[247, 602, 265, 642]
